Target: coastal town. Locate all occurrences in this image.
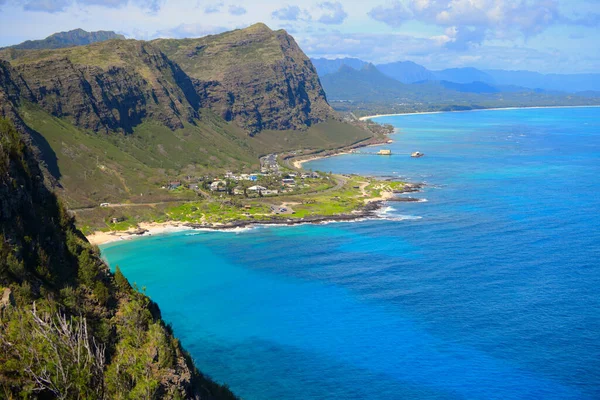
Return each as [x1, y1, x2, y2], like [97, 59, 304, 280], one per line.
[83, 148, 424, 244]
[162, 153, 323, 198]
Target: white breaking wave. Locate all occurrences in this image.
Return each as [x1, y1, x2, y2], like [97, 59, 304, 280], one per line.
[387, 215, 423, 221]
[376, 206, 397, 216]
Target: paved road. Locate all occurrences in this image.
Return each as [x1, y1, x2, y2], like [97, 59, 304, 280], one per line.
[69, 199, 198, 213]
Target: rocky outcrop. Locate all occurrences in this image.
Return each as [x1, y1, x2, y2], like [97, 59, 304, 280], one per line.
[154, 23, 337, 134]
[0, 288, 15, 311]
[5, 41, 200, 133]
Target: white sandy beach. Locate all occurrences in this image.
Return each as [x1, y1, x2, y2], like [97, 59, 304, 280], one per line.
[292, 140, 394, 169]
[87, 221, 192, 246]
[358, 104, 600, 121]
[292, 151, 352, 169]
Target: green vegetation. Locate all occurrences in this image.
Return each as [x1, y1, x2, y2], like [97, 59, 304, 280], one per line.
[17, 102, 259, 207]
[152, 23, 286, 81]
[75, 174, 407, 232]
[3, 39, 148, 71]
[250, 121, 372, 154]
[0, 119, 237, 399]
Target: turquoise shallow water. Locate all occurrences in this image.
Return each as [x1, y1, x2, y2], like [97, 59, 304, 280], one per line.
[101, 107, 600, 399]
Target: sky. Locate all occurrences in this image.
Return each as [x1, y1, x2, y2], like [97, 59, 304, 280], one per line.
[0, 0, 598, 73]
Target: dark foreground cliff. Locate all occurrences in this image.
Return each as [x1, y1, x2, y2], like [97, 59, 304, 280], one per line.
[0, 118, 237, 399]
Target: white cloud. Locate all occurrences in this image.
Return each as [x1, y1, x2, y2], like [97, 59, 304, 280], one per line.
[367, 0, 593, 50]
[154, 23, 228, 38]
[203, 2, 222, 13]
[21, 0, 164, 13]
[272, 5, 310, 21]
[0, 0, 597, 73]
[24, 0, 72, 13]
[228, 4, 246, 16]
[317, 2, 347, 25]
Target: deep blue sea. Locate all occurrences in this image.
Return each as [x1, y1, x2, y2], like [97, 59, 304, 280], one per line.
[101, 107, 600, 399]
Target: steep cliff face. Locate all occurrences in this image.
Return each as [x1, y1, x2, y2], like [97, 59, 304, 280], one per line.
[154, 23, 337, 134]
[0, 61, 31, 126]
[0, 118, 237, 399]
[2, 40, 200, 133]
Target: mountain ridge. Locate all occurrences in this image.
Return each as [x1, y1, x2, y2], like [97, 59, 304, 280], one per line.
[1, 28, 125, 50]
[321, 63, 600, 116]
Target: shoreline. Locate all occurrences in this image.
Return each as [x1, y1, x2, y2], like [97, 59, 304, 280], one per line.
[292, 151, 352, 169]
[87, 221, 193, 246]
[87, 185, 423, 246]
[358, 104, 600, 121]
[292, 140, 391, 169]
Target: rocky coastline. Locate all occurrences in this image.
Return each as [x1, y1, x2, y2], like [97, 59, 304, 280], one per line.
[89, 183, 425, 245]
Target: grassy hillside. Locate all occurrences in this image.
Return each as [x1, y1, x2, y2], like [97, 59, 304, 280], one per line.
[153, 23, 286, 81]
[1, 39, 203, 133]
[249, 120, 371, 154]
[18, 102, 261, 207]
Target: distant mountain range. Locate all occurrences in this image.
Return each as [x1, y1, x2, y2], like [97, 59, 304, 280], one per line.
[311, 57, 600, 93]
[376, 61, 435, 84]
[320, 62, 600, 117]
[0, 28, 125, 50]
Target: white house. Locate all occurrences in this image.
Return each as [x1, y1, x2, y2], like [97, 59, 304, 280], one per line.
[210, 180, 226, 191]
[248, 185, 267, 192]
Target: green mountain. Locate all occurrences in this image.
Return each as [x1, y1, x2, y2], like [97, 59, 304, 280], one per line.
[321, 63, 407, 102]
[311, 57, 368, 77]
[0, 25, 371, 208]
[0, 118, 237, 399]
[1, 28, 125, 50]
[153, 23, 337, 134]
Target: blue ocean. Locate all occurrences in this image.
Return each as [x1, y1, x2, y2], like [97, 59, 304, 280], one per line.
[101, 107, 600, 399]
